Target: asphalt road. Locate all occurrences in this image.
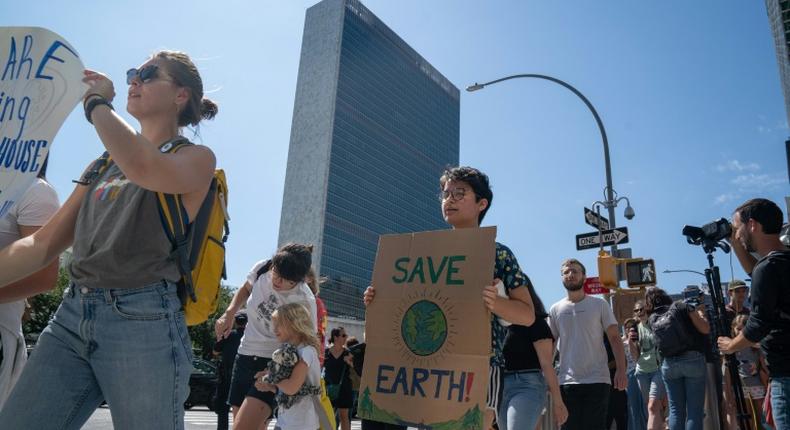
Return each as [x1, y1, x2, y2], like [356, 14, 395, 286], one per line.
[82, 405, 369, 429]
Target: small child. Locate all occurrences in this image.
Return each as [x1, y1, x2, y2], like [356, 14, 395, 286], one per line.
[255, 302, 322, 430]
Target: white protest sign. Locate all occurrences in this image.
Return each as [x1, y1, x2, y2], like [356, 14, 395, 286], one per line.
[0, 27, 86, 217]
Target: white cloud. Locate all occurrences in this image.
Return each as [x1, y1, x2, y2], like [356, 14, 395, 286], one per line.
[730, 173, 785, 189]
[714, 193, 739, 205]
[716, 160, 760, 173]
[712, 168, 785, 205]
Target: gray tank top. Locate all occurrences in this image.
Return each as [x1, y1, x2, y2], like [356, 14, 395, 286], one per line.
[69, 162, 180, 289]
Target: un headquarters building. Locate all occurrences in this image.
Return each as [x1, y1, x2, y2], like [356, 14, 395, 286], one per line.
[278, 0, 460, 320]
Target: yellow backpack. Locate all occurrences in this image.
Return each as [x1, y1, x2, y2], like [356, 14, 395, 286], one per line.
[77, 138, 230, 326]
[157, 138, 230, 326]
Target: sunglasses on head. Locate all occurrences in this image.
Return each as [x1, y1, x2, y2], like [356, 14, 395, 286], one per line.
[126, 65, 167, 85]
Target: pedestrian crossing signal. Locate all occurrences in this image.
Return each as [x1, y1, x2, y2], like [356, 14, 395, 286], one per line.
[625, 259, 656, 288]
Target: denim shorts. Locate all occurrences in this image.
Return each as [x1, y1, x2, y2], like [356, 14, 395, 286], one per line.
[635, 369, 666, 400]
[0, 280, 192, 430]
[228, 353, 275, 415]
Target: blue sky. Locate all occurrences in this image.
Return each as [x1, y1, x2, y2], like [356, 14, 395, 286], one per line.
[4, 1, 788, 308]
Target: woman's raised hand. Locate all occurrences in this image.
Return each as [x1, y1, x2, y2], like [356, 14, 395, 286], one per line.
[82, 69, 115, 102]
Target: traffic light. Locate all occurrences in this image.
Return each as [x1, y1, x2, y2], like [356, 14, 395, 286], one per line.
[597, 251, 619, 288]
[625, 259, 656, 288]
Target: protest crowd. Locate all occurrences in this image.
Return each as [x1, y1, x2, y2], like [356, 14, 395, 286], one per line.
[0, 39, 789, 430]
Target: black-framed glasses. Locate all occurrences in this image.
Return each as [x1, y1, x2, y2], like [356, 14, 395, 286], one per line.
[440, 187, 469, 202]
[633, 308, 644, 313]
[126, 65, 171, 85]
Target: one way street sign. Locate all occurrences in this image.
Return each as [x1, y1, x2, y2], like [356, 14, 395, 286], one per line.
[576, 227, 629, 250]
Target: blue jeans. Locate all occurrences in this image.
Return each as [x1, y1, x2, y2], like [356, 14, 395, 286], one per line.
[661, 351, 706, 430]
[0, 281, 192, 430]
[627, 370, 647, 430]
[498, 371, 547, 430]
[771, 377, 790, 430]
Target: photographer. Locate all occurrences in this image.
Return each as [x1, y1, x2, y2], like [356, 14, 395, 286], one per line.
[647, 287, 710, 430]
[718, 198, 790, 429]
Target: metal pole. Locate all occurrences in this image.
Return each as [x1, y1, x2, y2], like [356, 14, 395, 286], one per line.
[468, 74, 616, 227]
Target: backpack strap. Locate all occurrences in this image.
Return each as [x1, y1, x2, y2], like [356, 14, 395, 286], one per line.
[256, 260, 273, 282]
[73, 151, 112, 185]
[155, 137, 198, 302]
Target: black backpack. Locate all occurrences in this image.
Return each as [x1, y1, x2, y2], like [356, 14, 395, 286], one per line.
[649, 303, 697, 357]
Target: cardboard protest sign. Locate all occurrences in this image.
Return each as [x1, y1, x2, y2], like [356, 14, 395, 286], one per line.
[359, 227, 495, 429]
[0, 27, 85, 217]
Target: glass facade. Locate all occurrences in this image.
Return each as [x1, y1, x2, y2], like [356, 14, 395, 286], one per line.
[318, 0, 460, 319]
[766, 0, 790, 126]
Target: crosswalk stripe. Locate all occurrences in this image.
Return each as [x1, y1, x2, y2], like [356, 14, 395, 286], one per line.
[182, 411, 367, 429]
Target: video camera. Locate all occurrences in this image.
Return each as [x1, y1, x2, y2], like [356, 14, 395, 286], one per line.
[682, 218, 732, 253]
[682, 218, 731, 243]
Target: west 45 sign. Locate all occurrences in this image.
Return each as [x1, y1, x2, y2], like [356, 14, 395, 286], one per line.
[576, 227, 629, 251]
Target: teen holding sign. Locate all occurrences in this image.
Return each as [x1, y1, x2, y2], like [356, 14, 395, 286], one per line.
[0, 51, 217, 429]
[364, 166, 539, 430]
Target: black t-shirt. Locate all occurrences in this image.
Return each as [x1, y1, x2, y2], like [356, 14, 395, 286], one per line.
[324, 347, 352, 386]
[742, 250, 790, 377]
[674, 302, 708, 355]
[502, 318, 553, 372]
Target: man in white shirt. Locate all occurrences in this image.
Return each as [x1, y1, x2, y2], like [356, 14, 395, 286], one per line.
[549, 258, 627, 430]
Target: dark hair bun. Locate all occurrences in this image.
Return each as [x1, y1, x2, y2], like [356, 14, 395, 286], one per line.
[200, 98, 218, 121]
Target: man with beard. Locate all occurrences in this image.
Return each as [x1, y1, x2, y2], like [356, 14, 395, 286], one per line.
[718, 198, 790, 429]
[549, 258, 627, 430]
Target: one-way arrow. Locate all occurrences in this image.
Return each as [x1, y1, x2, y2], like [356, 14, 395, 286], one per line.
[575, 227, 629, 250]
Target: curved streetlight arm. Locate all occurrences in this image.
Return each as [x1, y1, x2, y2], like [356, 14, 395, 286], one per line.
[663, 269, 707, 278]
[467, 74, 616, 228]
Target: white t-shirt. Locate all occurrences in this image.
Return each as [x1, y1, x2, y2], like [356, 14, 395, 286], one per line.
[238, 260, 317, 357]
[549, 294, 617, 385]
[0, 179, 59, 335]
[274, 344, 321, 430]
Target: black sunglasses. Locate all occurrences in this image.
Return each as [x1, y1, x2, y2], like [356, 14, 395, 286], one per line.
[126, 65, 169, 85]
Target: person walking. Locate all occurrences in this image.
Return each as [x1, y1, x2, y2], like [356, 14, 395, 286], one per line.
[213, 312, 247, 430]
[549, 258, 627, 430]
[0, 50, 219, 429]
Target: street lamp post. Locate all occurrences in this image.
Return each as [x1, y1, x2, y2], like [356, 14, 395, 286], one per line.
[467, 74, 634, 254]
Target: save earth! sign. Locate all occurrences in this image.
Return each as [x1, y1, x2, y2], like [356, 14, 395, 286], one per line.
[359, 227, 496, 429]
[0, 27, 85, 217]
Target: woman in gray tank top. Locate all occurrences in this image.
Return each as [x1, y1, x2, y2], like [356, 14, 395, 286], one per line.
[0, 50, 218, 430]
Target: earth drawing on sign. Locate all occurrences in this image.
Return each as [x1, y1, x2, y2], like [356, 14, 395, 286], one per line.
[400, 300, 447, 356]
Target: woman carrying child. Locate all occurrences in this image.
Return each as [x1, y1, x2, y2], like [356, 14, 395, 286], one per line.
[215, 243, 316, 430]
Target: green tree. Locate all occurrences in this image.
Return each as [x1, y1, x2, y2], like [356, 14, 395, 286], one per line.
[188, 284, 235, 359]
[23, 267, 69, 339]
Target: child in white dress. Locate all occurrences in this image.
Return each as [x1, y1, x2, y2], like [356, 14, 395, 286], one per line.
[255, 302, 321, 430]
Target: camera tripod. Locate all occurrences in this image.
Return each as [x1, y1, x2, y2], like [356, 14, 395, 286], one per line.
[700, 242, 753, 430]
